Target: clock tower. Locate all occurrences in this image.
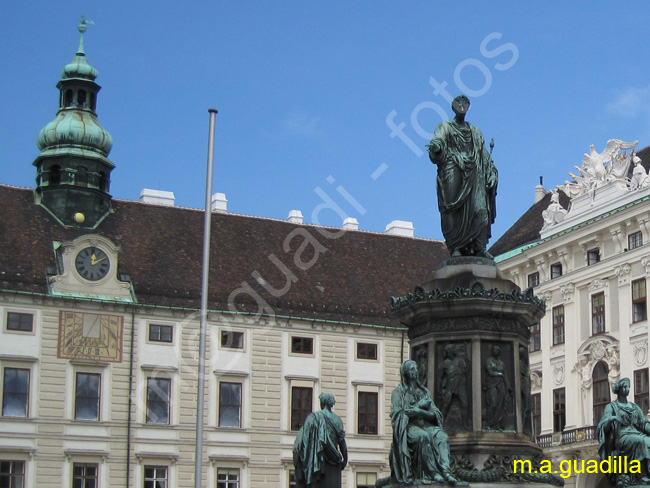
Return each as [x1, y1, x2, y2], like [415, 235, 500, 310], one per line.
[33, 17, 114, 228]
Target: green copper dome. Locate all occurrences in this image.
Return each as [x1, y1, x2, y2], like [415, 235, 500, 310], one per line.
[36, 16, 112, 160]
[37, 109, 113, 158]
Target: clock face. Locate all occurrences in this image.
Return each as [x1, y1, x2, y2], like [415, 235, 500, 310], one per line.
[75, 247, 110, 281]
[58, 311, 123, 362]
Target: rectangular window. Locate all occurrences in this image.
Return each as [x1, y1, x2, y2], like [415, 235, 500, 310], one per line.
[220, 330, 244, 349]
[532, 393, 541, 438]
[527, 272, 540, 288]
[356, 343, 377, 360]
[291, 337, 313, 355]
[217, 468, 239, 488]
[291, 386, 312, 431]
[73, 463, 98, 488]
[592, 292, 605, 335]
[552, 305, 565, 345]
[529, 323, 540, 352]
[75, 373, 100, 421]
[289, 470, 297, 488]
[219, 382, 242, 428]
[629, 231, 643, 250]
[587, 248, 600, 265]
[149, 324, 173, 343]
[6, 312, 33, 332]
[550, 263, 562, 279]
[633, 279, 647, 323]
[358, 391, 378, 434]
[635, 369, 650, 415]
[146, 378, 170, 424]
[553, 388, 566, 433]
[357, 472, 378, 488]
[2, 368, 29, 417]
[0, 460, 24, 488]
[144, 465, 168, 488]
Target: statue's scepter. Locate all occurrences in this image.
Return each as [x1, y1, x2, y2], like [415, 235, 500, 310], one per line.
[489, 138, 495, 157]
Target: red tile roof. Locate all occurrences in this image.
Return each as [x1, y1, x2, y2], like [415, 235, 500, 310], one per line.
[0, 185, 448, 327]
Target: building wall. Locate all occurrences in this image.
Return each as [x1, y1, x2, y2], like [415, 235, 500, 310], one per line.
[0, 292, 405, 487]
[496, 184, 650, 487]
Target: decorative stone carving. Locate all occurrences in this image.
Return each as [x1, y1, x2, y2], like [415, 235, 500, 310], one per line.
[642, 255, 650, 276]
[531, 370, 542, 390]
[628, 154, 650, 190]
[560, 139, 638, 200]
[576, 337, 621, 423]
[552, 362, 565, 385]
[588, 278, 608, 291]
[452, 455, 564, 486]
[542, 291, 553, 303]
[560, 283, 575, 302]
[437, 342, 471, 432]
[614, 263, 632, 286]
[633, 341, 648, 366]
[413, 344, 429, 387]
[482, 344, 514, 431]
[605, 344, 621, 387]
[391, 281, 546, 313]
[541, 190, 568, 230]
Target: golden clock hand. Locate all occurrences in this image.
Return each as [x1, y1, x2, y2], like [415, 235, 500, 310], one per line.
[93, 256, 107, 265]
[90, 253, 97, 265]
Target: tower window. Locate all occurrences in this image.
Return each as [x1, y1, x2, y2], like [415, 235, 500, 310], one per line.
[65, 89, 74, 106]
[76, 167, 88, 187]
[49, 165, 61, 186]
[77, 90, 87, 108]
[90, 92, 97, 111]
[99, 172, 108, 192]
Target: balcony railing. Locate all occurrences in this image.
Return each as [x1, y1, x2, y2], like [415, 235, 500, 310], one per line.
[536, 426, 597, 448]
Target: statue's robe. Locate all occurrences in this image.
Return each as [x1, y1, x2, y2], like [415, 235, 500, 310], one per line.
[389, 383, 451, 483]
[598, 399, 650, 463]
[293, 410, 345, 488]
[429, 119, 497, 255]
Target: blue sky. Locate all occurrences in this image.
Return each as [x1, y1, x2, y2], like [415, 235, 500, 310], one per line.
[2, 2, 650, 246]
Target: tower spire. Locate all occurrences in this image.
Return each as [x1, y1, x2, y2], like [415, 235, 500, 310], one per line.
[32, 18, 115, 229]
[76, 16, 95, 56]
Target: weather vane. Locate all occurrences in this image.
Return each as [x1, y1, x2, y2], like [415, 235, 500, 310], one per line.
[77, 16, 95, 55]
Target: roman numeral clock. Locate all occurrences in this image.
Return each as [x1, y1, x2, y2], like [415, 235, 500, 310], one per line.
[50, 235, 132, 362]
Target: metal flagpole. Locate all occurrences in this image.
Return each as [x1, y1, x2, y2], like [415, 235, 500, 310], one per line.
[195, 108, 218, 488]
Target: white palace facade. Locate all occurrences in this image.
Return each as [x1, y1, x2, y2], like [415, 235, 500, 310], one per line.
[493, 141, 650, 488]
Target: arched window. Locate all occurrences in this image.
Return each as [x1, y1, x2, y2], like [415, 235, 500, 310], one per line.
[65, 90, 74, 107]
[76, 167, 88, 187]
[90, 93, 97, 111]
[98, 172, 108, 192]
[77, 90, 87, 108]
[49, 165, 61, 186]
[593, 361, 611, 425]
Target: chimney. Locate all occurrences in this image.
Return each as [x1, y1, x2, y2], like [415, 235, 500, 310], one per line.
[535, 176, 546, 204]
[139, 189, 175, 206]
[385, 220, 414, 237]
[287, 210, 304, 224]
[342, 217, 359, 230]
[211, 192, 228, 212]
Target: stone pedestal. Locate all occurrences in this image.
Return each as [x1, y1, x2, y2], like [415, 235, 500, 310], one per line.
[390, 258, 554, 485]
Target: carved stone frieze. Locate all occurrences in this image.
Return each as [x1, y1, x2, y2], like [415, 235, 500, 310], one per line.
[642, 255, 650, 276]
[531, 370, 542, 390]
[588, 278, 608, 291]
[391, 281, 546, 313]
[560, 283, 575, 302]
[633, 340, 648, 366]
[553, 362, 565, 385]
[614, 263, 632, 286]
[408, 317, 529, 341]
